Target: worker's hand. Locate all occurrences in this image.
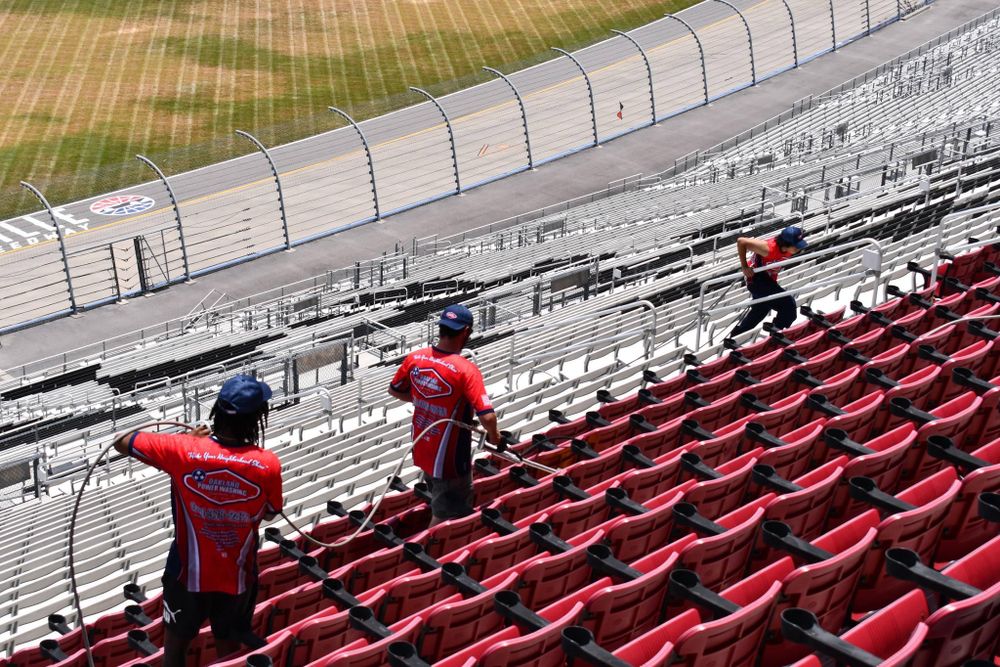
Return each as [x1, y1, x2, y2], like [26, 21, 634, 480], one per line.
[742, 265, 754, 284]
[191, 424, 212, 438]
[487, 430, 503, 450]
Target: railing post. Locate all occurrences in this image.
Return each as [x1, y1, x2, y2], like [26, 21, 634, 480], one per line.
[409, 87, 462, 194]
[664, 14, 709, 105]
[19, 180, 78, 313]
[329, 106, 382, 221]
[780, 0, 799, 67]
[828, 0, 838, 51]
[611, 29, 656, 123]
[863, 0, 872, 35]
[136, 154, 191, 281]
[896, 0, 903, 20]
[711, 0, 756, 85]
[551, 48, 599, 147]
[482, 67, 534, 169]
[235, 130, 291, 250]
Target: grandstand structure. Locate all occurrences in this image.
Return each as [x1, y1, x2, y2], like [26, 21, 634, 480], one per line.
[1, 4, 1000, 667]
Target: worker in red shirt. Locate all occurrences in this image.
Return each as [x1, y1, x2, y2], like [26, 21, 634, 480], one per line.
[388, 305, 502, 527]
[730, 226, 808, 338]
[112, 375, 282, 666]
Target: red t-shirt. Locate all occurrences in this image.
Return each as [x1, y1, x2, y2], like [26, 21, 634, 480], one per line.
[750, 238, 789, 282]
[130, 432, 282, 594]
[390, 346, 494, 479]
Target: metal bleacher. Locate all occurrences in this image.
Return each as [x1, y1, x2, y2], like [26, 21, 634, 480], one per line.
[1, 8, 1000, 666]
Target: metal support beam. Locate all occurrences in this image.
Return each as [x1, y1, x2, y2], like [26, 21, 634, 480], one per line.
[483, 67, 534, 169]
[896, 0, 903, 21]
[409, 87, 462, 194]
[779, 0, 799, 68]
[828, 0, 838, 51]
[611, 30, 656, 123]
[711, 0, 756, 85]
[329, 107, 382, 221]
[136, 155, 191, 281]
[552, 47, 599, 147]
[235, 130, 291, 250]
[19, 181, 77, 313]
[864, 0, 872, 35]
[664, 14, 709, 105]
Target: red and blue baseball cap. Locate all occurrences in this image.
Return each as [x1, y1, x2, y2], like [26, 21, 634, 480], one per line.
[779, 226, 808, 250]
[216, 374, 273, 415]
[439, 304, 474, 331]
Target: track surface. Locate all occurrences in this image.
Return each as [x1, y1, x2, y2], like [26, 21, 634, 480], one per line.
[0, 0, 902, 331]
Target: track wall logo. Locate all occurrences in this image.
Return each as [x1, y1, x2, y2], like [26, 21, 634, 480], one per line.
[410, 368, 454, 400]
[90, 194, 156, 216]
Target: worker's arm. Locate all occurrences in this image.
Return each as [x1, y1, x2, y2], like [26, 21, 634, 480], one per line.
[478, 411, 502, 448]
[112, 430, 141, 457]
[736, 237, 770, 282]
[112, 425, 210, 457]
[388, 386, 412, 403]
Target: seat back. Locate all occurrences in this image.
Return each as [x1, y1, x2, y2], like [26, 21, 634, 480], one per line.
[832, 424, 915, 521]
[416, 572, 518, 661]
[937, 440, 1000, 560]
[755, 419, 825, 481]
[671, 581, 782, 667]
[677, 496, 772, 591]
[604, 489, 687, 564]
[683, 450, 762, 519]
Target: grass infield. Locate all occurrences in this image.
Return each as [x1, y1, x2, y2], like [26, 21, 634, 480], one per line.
[0, 0, 700, 215]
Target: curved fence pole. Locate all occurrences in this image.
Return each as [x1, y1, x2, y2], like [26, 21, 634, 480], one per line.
[482, 67, 534, 169]
[710, 0, 756, 85]
[329, 106, 382, 220]
[896, 0, 903, 20]
[864, 0, 872, 35]
[610, 29, 657, 123]
[136, 154, 191, 281]
[828, 0, 838, 51]
[235, 130, 291, 250]
[551, 47, 599, 147]
[779, 0, 799, 68]
[664, 14, 709, 105]
[19, 181, 77, 313]
[409, 87, 462, 194]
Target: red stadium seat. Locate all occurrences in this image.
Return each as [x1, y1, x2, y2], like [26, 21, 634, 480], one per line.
[740, 519, 877, 667]
[828, 423, 916, 522]
[412, 572, 520, 661]
[603, 489, 689, 564]
[753, 456, 846, 565]
[936, 436, 1000, 561]
[207, 631, 292, 667]
[285, 591, 387, 666]
[850, 467, 961, 612]
[674, 495, 774, 591]
[303, 617, 421, 667]
[612, 577, 782, 666]
[755, 419, 826, 481]
[432, 596, 584, 667]
[682, 449, 763, 519]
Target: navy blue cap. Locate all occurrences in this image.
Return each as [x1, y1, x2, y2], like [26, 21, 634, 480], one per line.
[215, 374, 272, 415]
[439, 304, 474, 331]
[779, 226, 808, 250]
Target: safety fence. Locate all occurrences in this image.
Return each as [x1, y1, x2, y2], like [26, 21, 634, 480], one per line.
[0, 0, 931, 334]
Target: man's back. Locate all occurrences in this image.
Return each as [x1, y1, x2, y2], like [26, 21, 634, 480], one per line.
[390, 346, 493, 478]
[130, 432, 282, 594]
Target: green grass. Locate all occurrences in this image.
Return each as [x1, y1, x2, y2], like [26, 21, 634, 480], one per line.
[0, 0, 702, 217]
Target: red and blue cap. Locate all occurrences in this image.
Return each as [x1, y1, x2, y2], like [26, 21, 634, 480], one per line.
[439, 304, 474, 331]
[216, 374, 273, 415]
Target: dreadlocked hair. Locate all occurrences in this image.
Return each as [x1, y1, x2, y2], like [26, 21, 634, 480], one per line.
[210, 403, 270, 447]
